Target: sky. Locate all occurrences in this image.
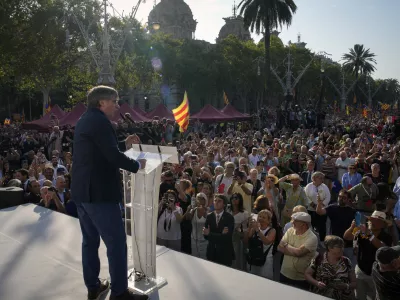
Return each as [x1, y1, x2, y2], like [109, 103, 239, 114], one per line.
[112, 0, 400, 81]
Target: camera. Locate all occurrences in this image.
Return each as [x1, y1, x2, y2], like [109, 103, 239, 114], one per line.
[161, 197, 169, 210]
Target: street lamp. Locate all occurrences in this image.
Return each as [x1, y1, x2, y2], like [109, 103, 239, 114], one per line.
[151, 22, 161, 31]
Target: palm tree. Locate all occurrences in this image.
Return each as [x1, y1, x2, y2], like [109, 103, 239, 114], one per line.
[342, 44, 377, 79]
[238, 0, 297, 105]
[342, 44, 377, 106]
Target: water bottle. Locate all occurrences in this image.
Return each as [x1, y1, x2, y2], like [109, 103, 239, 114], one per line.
[355, 211, 361, 227]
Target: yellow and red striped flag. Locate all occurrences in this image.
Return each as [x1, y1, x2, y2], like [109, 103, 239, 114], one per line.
[381, 103, 390, 111]
[172, 91, 190, 132]
[223, 91, 229, 105]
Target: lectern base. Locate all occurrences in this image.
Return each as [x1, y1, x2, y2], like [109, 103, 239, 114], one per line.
[127, 269, 167, 295]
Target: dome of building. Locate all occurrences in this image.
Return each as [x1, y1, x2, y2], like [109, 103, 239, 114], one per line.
[148, 0, 197, 40]
[216, 15, 251, 43]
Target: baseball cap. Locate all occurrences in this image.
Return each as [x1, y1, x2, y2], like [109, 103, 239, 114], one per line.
[291, 212, 311, 223]
[376, 246, 400, 264]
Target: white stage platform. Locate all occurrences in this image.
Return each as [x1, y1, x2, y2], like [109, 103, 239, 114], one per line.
[0, 204, 327, 300]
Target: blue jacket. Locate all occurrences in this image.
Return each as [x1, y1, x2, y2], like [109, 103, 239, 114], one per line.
[71, 108, 140, 203]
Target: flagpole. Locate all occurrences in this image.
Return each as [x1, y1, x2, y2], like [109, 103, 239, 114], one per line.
[29, 96, 32, 121]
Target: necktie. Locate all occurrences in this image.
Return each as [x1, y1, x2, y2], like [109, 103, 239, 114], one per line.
[216, 214, 221, 226]
[308, 172, 311, 184]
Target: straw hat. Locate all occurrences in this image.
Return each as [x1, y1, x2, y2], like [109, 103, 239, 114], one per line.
[266, 174, 279, 185]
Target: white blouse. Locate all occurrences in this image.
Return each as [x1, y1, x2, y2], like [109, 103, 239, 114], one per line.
[157, 207, 183, 241]
[191, 208, 207, 241]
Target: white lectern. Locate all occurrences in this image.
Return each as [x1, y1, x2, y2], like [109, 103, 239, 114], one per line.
[123, 144, 178, 294]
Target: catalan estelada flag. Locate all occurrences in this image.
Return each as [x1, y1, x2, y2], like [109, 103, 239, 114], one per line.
[381, 103, 390, 111]
[362, 108, 368, 118]
[4, 118, 10, 125]
[172, 91, 189, 132]
[223, 91, 229, 105]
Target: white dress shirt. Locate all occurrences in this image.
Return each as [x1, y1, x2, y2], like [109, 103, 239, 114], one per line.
[304, 183, 331, 211]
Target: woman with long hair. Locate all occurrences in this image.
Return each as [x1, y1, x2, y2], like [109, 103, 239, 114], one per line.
[202, 182, 214, 211]
[227, 193, 250, 271]
[156, 190, 183, 251]
[186, 193, 209, 259]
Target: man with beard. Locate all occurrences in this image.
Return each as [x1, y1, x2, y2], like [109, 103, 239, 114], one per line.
[316, 189, 356, 262]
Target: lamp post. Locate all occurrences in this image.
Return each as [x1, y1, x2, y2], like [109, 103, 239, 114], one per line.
[67, 0, 159, 86]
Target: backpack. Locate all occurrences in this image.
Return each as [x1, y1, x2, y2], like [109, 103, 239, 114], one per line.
[246, 228, 273, 267]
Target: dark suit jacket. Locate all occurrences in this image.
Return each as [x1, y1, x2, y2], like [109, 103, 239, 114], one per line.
[204, 211, 235, 266]
[301, 170, 314, 186]
[71, 108, 140, 204]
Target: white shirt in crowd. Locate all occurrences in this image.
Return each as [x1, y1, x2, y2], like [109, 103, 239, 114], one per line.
[304, 183, 331, 211]
[248, 154, 261, 168]
[335, 157, 353, 182]
[157, 207, 183, 241]
[214, 174, 233, 195]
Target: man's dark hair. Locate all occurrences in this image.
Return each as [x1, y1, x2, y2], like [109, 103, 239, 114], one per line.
[87, 86, 118, 108]
[16, 168, 29, 178]
[164, 170, 174, 178]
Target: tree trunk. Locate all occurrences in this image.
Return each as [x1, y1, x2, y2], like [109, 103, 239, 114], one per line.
[41, 88, 50, 116]
[263, 22, 271, 107]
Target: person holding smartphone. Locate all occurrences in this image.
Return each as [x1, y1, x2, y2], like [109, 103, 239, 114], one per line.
[38, 186, 66, 214]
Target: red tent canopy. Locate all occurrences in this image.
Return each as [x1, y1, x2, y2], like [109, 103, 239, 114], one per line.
[132, 105, 146, 116]
[59, 103, 87, 127]
[221, 104, 251, 120]
[191, 104, 235, 123]
[145, 104, 174, 121]
[112, 103, 150, 123]
[22, 105, 66, 130]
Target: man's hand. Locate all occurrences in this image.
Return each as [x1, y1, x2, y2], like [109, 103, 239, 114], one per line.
[222, 227, 229, 234]
[137, 159, 147, 169]
[125, 134, 141, 149]
[203, 225, 210, 236]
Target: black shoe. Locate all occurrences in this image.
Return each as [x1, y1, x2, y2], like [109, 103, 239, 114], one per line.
[109, 289, 149, 300]
[88, 279, 110, 300]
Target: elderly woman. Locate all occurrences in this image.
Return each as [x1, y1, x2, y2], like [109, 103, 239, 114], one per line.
[186, 193, 209, 259]
[305, 171, 331, 241]
[247, 209, 276, 279]
[227, 193, 250, 271]
[305, 236, 356, 300]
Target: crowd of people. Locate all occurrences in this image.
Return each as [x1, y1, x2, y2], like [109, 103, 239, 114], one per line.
[1, 106, 400, 300]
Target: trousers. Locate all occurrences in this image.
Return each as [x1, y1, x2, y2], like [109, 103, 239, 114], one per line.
[76, 202, 127, 296]
[355, 265, 375, 300]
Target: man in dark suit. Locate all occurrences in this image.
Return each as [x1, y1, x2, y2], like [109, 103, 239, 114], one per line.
[71, 86, 147, 300]
[203, 194, 235, 267]
[301, 160, 315, 186]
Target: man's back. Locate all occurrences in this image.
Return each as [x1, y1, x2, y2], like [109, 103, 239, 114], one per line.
[71, 108, 139, 204]
[372, 262, 400, 300]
